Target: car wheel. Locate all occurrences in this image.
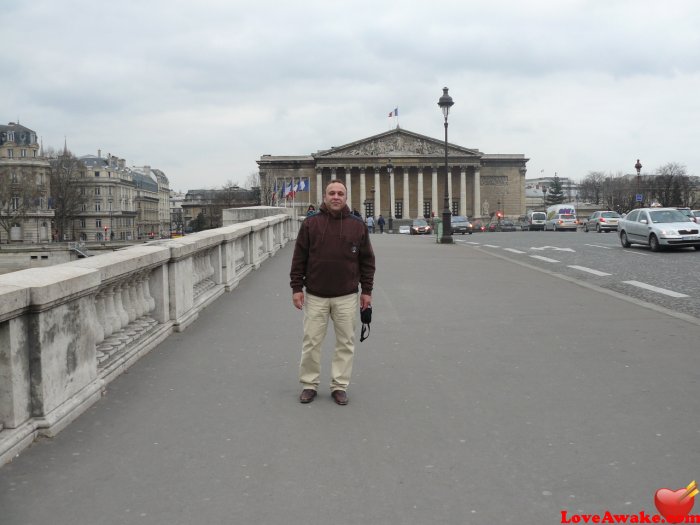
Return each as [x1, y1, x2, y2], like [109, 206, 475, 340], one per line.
[649, 234, 661, 252]
[694, 245, 700, 251]
[596, 224, 601, 233]
[620, 231, 631, 248]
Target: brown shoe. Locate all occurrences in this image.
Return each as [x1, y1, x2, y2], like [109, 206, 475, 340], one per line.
[331, 390, 348, 405]
[299, 389, 317, 404]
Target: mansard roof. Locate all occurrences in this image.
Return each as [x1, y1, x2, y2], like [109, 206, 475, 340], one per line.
[0, 122, 38, 146]
[314, 127, 482, 160]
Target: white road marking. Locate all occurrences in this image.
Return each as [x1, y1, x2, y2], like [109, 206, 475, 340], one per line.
[531, 246, 575, 252]
[483, 244, 500, 248]
[504, 248, 526, 254]
[584, 244, 612, 250]
[567, 265, 612, 276]
[530, 255, 560, 263]
[623, 280, 689, 298]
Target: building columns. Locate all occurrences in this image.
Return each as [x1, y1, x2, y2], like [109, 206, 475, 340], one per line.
[403, 168, 410, 219]
[460, 167, 467, 216]
[360, 167, 366, 210]
[346, 167, 352, 211]
[316, 169, 323, 205]
[473, 167, 481, 218]
[389, 169, 395, 219]
[431, 166, 438, 218]
[374, 168, 381, 218]
[417, 168, 424, 218]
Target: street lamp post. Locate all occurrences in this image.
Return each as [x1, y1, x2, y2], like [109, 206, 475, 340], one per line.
[634, 159, 642, 207]
[542, 186, 548, 210]
[437, 87, 454, 244]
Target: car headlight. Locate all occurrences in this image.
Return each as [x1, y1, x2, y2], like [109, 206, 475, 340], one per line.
[658, 229, 680, 237]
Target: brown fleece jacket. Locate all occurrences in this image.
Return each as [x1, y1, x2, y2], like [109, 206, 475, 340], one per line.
[290, 203, 375, 298]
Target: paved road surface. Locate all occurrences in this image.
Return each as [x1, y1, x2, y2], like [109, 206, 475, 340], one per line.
[1, 234, 699, 524]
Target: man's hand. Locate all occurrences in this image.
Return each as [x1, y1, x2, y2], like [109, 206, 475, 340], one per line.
[293, 291, 304, 310]
[360, 293, 372, 310]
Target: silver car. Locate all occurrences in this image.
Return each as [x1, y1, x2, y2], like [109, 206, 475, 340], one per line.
[618, 207, 700, 251]
[584, 211, 621, 232]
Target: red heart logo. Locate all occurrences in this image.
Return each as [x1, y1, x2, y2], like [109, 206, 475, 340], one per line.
[654, 488, 695, 523]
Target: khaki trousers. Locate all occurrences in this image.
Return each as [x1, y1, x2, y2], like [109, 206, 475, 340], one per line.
[299, 292, 358, 392]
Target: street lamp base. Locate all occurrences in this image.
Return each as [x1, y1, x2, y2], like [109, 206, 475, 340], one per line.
[439, 235, 454, 244]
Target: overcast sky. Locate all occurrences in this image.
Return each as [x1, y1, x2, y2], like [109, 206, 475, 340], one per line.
[3, 0, 700, 191]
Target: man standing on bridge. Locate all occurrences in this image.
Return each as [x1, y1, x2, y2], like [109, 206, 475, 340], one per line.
[290, 179, 375, 405]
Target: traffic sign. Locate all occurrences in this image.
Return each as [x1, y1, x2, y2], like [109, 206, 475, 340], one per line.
[636, 194, 643, 202]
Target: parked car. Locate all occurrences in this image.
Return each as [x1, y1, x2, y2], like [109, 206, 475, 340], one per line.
[486, 221, 499, 232]
[692, 210, 700, 223]
[410, 219, 432, 235]
[450, 215, 473, 234]
[584, 211, 621, 232]
[618, 207, 700, 251]
[398, 225, 411, 234]
[472, 220, 485, 232]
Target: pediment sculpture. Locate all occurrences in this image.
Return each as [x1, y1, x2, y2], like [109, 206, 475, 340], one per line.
[324, 134, 464, 157]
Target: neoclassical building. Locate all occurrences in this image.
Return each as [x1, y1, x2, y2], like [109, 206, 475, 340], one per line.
[258, 127, 528, 220]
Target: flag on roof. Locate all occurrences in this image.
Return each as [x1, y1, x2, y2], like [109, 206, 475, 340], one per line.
[388, 107, 398, 117]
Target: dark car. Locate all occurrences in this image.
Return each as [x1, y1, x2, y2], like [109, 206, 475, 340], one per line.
[450, 215, 473, 234]
[472, 220, 485, 232]
[499, 220, 516, 232]
[410, 219, 432, 235]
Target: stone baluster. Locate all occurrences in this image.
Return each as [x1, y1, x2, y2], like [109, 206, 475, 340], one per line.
[103, 286, 120, 337]
[142, 270, 156, 312]
[113, 282, 129, 328]
[93, 291, 106, 344]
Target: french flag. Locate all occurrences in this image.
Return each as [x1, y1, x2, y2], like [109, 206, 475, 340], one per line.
[388, 107, 398, 117]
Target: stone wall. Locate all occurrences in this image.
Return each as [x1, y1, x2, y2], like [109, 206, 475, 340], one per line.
[0, 211, 300, 466]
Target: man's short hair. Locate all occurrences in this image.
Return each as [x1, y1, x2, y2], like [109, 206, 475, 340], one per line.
[325, 179, 347, 193]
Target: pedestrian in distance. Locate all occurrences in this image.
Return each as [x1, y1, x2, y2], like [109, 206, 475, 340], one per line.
[290, 179, 376, 406]
[306, 204, 316, 217]
[377, 214, 385, 234]
[352, 208, 362, 219]
[366, 215, 375, 233]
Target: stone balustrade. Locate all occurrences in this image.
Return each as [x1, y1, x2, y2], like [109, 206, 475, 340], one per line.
[0, 210, 300, 466]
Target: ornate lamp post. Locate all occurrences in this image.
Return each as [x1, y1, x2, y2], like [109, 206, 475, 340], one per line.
[437, 87, 454, 244]
[634, 159, 642, 207]
[542, 186, 548, 210]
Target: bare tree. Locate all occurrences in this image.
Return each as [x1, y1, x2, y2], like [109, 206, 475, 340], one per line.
[47, 148, 87, 241]
[579, 171, 605, 204]
[0, 164, 42, 243]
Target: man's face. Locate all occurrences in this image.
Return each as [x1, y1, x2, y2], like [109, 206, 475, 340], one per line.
[324, 182, 347, 213]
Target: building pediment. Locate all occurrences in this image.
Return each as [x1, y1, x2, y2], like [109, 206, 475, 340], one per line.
[316, 128, 481, 159]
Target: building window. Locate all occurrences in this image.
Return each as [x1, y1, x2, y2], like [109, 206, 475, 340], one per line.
[11, 196, 19, 210]
[95, 171, 100, 177]
[80, 187, 85, 195]
[81, 171, 86, 178]
[423, 201, 432, 219]
[95, 187, 101, 195]
[80, 219, 86, 228]
[452, 201, 459, 216]
[7, 149, 13, 158]
[33, 150, 37, 158]
[20, 149, 26, 158]
[96, 219, 102, 228]
[95, 202, 101, 212]
[364, 201, 374, 219]
[11, 171, 18, 183]
[81, 203, 87, 211]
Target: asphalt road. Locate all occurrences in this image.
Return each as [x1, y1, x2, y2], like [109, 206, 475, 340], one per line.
[453, 229, 700, 320]
[1, 233, 699, 525]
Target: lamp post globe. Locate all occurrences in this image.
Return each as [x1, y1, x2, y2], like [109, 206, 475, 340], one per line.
[437, 87, 454, 244]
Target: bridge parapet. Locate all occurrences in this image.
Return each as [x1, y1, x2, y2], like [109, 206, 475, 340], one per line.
[0, 212, 299, 466]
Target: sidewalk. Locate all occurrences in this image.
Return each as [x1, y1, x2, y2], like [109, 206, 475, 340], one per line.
[1, 235, 699, 524]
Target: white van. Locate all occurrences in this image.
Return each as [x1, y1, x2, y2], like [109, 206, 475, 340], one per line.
[526, 211, 547, 231]
[545, 204, 578, 231]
